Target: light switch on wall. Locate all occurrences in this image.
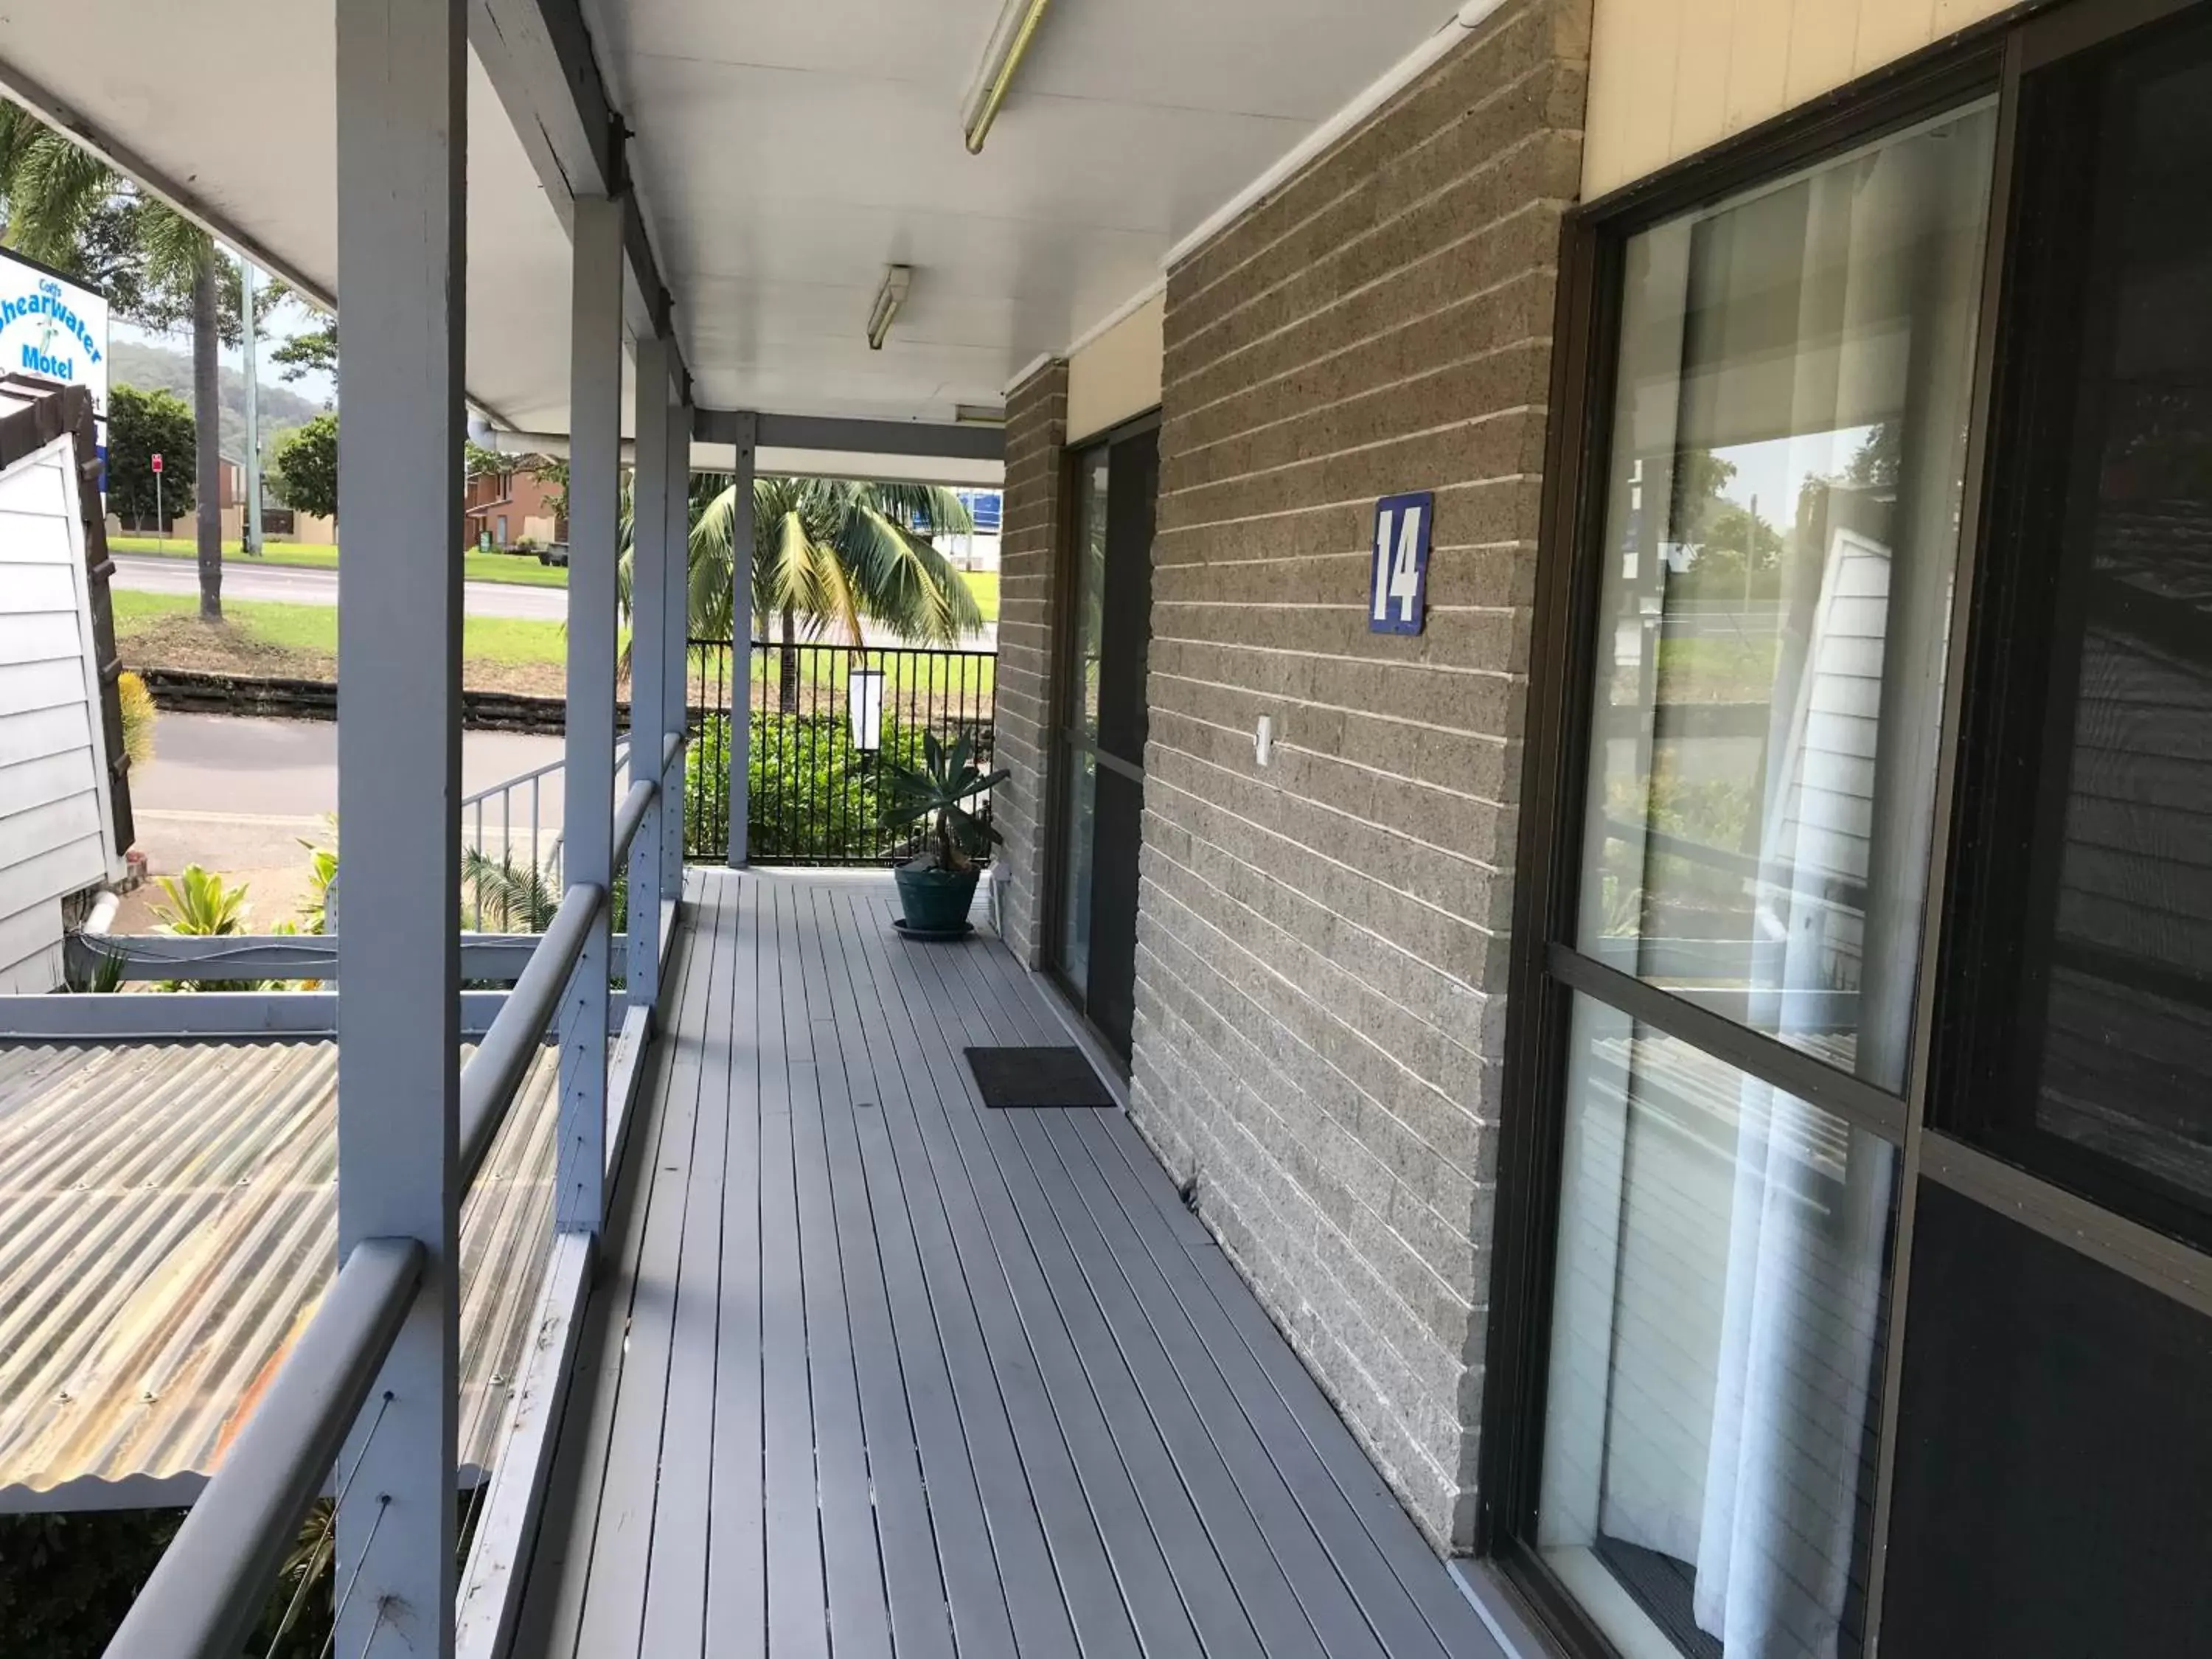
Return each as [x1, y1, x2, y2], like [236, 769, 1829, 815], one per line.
[1254, 714, 1276, 768]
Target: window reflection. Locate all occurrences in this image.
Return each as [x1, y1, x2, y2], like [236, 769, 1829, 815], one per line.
[1579, 105, 1998, 1092]
[1541, 996, 1895, 1659]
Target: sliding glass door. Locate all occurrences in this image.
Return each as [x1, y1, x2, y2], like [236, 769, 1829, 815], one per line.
[1050, 419, 1158, 1065]
[1495, 6, 2212, 1655]
[1526, 102, 1998, 1659]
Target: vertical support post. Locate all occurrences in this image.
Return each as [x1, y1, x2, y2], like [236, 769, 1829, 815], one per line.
[240, 257, 262, 556]
[334, 0, 462, 1650]
[559, 194, 624, 1235]
[724, 410, 757, 867]
[627, 333, 671, 1015]
[662, 394, 691, 897]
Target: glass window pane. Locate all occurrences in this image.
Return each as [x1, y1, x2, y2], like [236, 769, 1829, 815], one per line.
[1059, 748, 1096, 993]
[1578, 106, 1998, 1091]
[1539, 994, 1896, 1659]
[1947, 17, 2212, 1242]
[1070, 453, 1109, 747]
[1884, 1183, 2212, 1655]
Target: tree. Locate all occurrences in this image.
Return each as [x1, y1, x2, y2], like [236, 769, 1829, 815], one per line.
[648, 477, 981, 712]
[260, 278, 335, 387]
[1688, 500, 1784, 579]
[0, 107, 234, 618]
[106, 386, 195, 526]
[272, 413, 338, 521]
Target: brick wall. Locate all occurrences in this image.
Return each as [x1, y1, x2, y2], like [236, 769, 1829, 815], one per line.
[992, 361, 1068, 968]
[1131, 0, 1590, 1551]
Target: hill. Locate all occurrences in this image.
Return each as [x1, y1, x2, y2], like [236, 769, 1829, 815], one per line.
[109, 339, 326, 461]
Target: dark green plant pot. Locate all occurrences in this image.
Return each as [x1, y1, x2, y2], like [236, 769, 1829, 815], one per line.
[894, 863, 980, 936]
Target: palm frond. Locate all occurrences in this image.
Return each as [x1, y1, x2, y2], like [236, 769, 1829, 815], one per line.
[134, 201, 215, 288]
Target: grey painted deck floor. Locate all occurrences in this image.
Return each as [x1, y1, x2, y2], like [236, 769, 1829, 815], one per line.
[514, 869, 1501, 1658]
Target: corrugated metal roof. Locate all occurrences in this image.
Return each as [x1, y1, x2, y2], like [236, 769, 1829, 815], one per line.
[0, 1037, 557, 1512]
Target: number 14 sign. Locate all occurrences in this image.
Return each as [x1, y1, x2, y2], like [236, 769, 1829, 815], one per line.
[1368, 490, 1433, 635]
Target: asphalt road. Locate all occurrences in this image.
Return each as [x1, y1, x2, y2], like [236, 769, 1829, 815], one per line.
[116, 713, 567, 931]
[110, 552, 569, 622]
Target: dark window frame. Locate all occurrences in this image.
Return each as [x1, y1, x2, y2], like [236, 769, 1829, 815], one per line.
[1478, 4, 2212, 1656]
[1040, 405, 1163, 1053]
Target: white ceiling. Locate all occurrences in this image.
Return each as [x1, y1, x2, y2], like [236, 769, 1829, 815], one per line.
[595, 0, 1461, 418]
[0, 0, 1461, 433]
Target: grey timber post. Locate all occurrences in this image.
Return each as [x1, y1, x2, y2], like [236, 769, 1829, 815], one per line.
[662, 393, 691, 897]
[558, 193, 624, 1235]
[626, 332, 671, 1015]
[333, 0, 465, 1649]
[724, 409, 757, 867]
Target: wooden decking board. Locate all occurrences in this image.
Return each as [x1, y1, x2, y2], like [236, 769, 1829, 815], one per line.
[579, 869, 728, 1658]
[844, 883, 1147, 1659]
[512, 871, 1490, 1659]
[703, 869, 767, 1659]
[518, 869, 720, 1658]
[759, 881, 833, 1659]
[785, 888, 897, 1659]
[804, 886, 1014, 1659]
[636, 863, 740, 1658]
[1034, 1113, 1392, 1659]
[1009, 1110, 1333, 1659]
[1082, 1113, 1504, 1659]
[817, 883, 1079, 1659]
[1068, 1111, 1462, 1659]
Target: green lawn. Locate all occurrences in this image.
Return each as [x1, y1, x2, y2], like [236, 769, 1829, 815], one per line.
[960, 569, 999, 623]
[690, 639, 997, 707]
[113, 590, 571, 668]
[1655, 634, 1779, 703]
[109, 535, 571, 590]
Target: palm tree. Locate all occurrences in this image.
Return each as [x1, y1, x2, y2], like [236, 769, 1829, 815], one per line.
[667, 476, 981, 712]
[0, 105, 229, 618]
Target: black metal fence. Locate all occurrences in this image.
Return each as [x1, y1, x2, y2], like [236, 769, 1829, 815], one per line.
[685, 638, 996, 866]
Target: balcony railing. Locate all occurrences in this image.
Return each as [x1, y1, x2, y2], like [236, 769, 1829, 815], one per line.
[96, 731, 684, 1658]
[685, 637, 997, 865]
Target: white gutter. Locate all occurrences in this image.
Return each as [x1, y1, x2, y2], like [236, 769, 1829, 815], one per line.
[1065, 277, 1168, 358]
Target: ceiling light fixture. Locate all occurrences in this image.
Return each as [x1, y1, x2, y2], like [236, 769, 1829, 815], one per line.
[867, 264, 912, 351]
[954, 403, 1007, 427]
[961, 0, 1052, 155]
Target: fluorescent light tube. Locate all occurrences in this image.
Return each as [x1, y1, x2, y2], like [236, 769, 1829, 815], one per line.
[961, 0, 1051, 155]
[867, 265, 912, 351]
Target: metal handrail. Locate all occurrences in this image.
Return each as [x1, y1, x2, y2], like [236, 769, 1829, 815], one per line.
[612, 779, 656, 866]
[102, 1237, 425, 1659]
[458, 881, 605, 1190]
[458, 734, 632, 813]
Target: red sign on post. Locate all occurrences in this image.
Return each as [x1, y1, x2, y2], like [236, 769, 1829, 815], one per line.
[150, 453, 163, 474]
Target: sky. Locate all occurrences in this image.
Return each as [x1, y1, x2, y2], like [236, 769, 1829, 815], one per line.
[111, 270, 337, 407]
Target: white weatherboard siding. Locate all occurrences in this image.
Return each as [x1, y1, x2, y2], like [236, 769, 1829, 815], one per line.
[0, 431, 118, 992]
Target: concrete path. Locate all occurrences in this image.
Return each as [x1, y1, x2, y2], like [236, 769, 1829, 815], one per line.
[116, 713, 567, 931]
[110, 553, 570, 622]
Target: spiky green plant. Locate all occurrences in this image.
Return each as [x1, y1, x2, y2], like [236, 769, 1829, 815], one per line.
[150, 864, 260, 991]
[879, 732, 1006, 872]
[463, 848, 627, 936]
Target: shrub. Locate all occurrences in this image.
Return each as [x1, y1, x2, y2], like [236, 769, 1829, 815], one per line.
[116, 671, 156, 766]
[684, 712, 932, 863]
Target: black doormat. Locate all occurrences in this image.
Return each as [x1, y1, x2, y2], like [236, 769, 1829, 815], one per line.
[965, 1046, 1113, 1110]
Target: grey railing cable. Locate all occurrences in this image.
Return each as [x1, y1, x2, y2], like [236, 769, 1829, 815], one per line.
[102, 1237, 425, 1659]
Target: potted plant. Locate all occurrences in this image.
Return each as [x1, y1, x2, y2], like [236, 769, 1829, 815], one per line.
[880, 732, 1008, 938]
